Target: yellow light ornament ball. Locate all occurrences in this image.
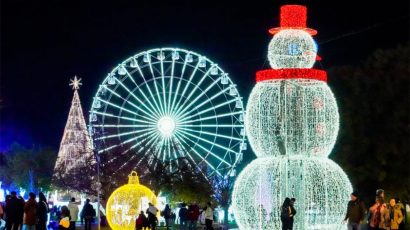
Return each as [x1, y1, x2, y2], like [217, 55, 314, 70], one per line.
[106, 171, 157, 230]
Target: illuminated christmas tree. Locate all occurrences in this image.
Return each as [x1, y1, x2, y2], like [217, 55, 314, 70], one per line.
[232, 5, 352, 230]
[53, 76, 95, 182]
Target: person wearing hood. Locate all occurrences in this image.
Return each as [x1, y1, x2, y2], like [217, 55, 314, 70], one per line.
[344, 192, 366, 230]
[37, 192, 49, 230]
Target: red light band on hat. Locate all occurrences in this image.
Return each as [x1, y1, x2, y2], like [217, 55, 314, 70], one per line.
[256, 69, 327, 82]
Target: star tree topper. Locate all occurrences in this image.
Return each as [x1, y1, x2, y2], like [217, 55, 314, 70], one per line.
[69, 76, 82, 90]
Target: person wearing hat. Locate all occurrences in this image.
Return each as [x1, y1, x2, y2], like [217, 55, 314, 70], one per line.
[376, 189, 385, 203]
[344, 191, 366, 230]
[146, 202, 158, 230]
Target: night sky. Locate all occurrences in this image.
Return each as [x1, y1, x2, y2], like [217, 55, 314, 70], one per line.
[1, 0, 409, 150]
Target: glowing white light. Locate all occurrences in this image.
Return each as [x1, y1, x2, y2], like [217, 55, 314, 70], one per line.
[233, 6, 353, 229]
[245, 79, 339, 157]
[268, 29, 317, 69]
[89, 48, 246, 177]
[157, 116, 176, 137]
[69, 76, 82, 90]
[54, 78, 95, 175]
[232, 156, 352, 230]
[0, 182, 4, 202]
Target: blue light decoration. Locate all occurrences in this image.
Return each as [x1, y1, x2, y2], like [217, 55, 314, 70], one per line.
[232, 5, 352, 230]
[288, 43, 301, 55]
[0, 181, 5, 202]
[89, 48, 246, 177]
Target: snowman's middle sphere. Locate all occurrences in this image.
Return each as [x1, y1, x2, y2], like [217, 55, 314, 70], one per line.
[245, 79, 339, 157]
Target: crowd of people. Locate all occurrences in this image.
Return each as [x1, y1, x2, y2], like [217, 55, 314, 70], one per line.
[279, 189, 408, 230]
[344, 189, 407, 230]
[0, 192, 96, 230]
[135, 201, 213, 230]
[1, 189, 407, 230]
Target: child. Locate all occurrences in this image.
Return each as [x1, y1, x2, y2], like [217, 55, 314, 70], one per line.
[59, 206, 71, 230]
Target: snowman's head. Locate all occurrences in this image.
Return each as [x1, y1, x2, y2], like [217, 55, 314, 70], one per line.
[268, 29, 317, 69]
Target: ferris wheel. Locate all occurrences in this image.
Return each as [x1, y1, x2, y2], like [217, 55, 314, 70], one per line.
[89, 48, 246, 177]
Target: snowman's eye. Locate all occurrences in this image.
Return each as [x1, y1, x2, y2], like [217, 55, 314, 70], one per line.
[288, 43, 301, 55]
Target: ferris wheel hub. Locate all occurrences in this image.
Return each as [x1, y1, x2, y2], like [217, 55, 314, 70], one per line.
[157, 116, 176, 137]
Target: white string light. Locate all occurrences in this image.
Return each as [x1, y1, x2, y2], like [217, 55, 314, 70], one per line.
[232, 4, 353, 230]
[245, 79, 339, 158]
[232, 156, 352, 230]
[268, 29, 317, 69]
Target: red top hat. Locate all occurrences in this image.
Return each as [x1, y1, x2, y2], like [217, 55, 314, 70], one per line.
[269, 5, 317, 35]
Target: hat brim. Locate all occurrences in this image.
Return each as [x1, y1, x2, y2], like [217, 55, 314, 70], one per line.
[269, 27, 317, 35]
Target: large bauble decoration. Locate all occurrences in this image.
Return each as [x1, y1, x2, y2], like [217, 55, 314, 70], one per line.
[232, 156, 352, 230]
[245, 79, 339, 157]
[106, 171, 157, 230]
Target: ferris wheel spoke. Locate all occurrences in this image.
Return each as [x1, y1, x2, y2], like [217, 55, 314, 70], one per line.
[107, 129, 160, 167]
[166, 139, 174, 171]
[159, 54, 168, 115]
[102, 85, 158, 122]
[179, 110, 243, 125]
[179, 98, 238, 122]
[169, 138, 182, 166]
[172, 61, 201, 116]
[113, 77, 161, 120]
[174, 132, 221, 175]
[158, 138, 166, 162]
[167, 57, 176, 114]
[170, 135, 208, 178]
[182, 124, 243, 128]
[134, 134, 162, 168]
[169, 54, 190, 116]
[134, 59, 164, 117]
[177, 130, 232, 167]
[147, 57, 166, 115]
[98, 129, 157, 154]
[178, 129, 237, 158]
[112, 130, 160, 164]
[97, 98, 154, 125]
[178, 85, 234, 121]
[95, 126, 156, 140]
[173, 67, 212, 117]
[178, 127, 243, 141]
[92, 124, 151, 128]
[174, 76, 220, 118]
[92, 111, 153, 124]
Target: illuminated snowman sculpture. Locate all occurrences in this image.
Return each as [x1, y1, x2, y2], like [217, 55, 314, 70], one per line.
[232, 5, 352, 230]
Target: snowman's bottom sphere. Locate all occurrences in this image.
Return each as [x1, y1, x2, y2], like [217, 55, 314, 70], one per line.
[232, 156, 352, 230]
[106, 184, 157, 230]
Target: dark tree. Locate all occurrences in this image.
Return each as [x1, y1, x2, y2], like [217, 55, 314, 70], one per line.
[328, 43, 410, 204]
[0, 143, 56, 193]
[211, 173, 235, 226]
